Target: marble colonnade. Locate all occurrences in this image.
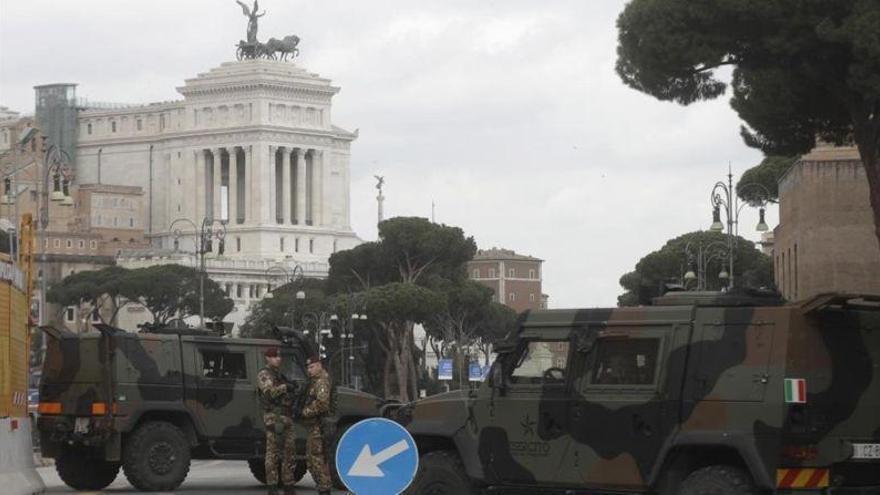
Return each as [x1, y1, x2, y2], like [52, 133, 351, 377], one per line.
[193, 146, 324, 226]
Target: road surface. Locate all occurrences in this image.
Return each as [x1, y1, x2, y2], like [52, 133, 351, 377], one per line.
[40, 460, 350, 494]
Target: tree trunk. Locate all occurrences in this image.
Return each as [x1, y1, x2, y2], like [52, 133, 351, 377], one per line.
[383, 350, 393, 399]
[849, 100, 880, 251]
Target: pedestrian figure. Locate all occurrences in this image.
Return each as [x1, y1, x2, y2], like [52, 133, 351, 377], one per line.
[300, 354, 333, 495]
[257, 347, 298, 495]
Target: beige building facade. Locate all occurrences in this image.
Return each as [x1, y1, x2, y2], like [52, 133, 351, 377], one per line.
[774, 144, 880, 301]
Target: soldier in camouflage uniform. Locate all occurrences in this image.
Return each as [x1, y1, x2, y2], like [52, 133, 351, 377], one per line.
[300, 354, 332, 495]
[257, 347, 297, 495]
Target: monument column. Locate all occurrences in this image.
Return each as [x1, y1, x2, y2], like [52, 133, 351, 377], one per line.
[312, 150, 323, 227]
[194, 149, 205, 221]
[245, 145, 254, 224]
[230, 146, 239, 224]
[258, 144, 272, 223]
[295, 148, 307, 225]
[281, 147, 291, 224]
[212, 147, 223, 221]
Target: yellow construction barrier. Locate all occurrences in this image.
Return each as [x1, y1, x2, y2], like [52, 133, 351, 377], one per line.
[0, 214, 44, 494]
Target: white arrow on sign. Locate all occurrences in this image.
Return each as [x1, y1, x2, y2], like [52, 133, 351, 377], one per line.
[347, 439, 410, 478]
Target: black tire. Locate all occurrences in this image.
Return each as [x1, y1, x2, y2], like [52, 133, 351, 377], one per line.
[678, 465, 758, 495]
[122, 421, 191, 491]
[248, 458, 268, 485]
[249, 458, 307, 486]
[55, 447, 120, 490]
[406, 450, 476, 495]
[329, 423, 350, 490]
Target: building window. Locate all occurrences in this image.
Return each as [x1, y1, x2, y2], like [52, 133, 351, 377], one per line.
[53, 239, 60, 248]
[249, 285, 255, 299]
[66, 240, 72, 248]
[295, 238, 300, 252]
[90, 240, 97, 249]
[488, 268, 495, 278]
[159, 114, 166, 131]
[79, 240, 85, 249]
[87, 123, 92, 135]
[225, 283, 232, 296]
[333, 239, 338, 253]
[472, 269, 479, 279]
[529, 293, 535, 302]
[309, 239, 314, 254]
[236, 237, 241, 252]
[529, 269, 536, 279]
[111, 121, 117, 133]
[136, 119, 143, 131]
[236, 285, 243, 298]
[113, 217, 118, 227]
[508, 268, 515, 278]
[129, 217, 134, 227]
[65, 307, 76, 323]
[509, 292, 516, 302]
[280, 237, 285, 252]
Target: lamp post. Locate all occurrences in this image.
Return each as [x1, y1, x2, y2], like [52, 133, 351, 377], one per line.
[37, 142, 75, 327]
[170, 217, 227, 328]
[301, 311, 334, 362]
[330, 310, 367, 387]
[709, 169, 772, 289]
[264, 264, 305, 331]
[683, 240, 729, 290]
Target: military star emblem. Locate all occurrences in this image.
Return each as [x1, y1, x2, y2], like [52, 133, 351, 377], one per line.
[520, 414, 537, 437]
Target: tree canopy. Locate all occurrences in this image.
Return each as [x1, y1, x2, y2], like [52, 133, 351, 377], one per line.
[737, 155, 798, 205]
[618, 230, 775, 306]
[47, 264, 233, 329]
[325, 217, 496, 401]
[617, 0, 880, 245]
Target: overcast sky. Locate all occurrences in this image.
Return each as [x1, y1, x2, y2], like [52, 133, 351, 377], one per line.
[0, 0, 772, 307]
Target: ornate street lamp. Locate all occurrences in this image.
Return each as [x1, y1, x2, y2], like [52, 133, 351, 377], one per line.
[709, 168, 773, 289]
[684, 239, 729, 291]
[170, 217, 227, 328]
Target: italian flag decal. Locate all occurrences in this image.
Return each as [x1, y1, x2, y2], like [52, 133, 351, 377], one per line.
[784, 378, 807, 404]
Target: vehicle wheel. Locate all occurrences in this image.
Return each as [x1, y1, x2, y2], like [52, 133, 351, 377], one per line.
[248, 458, 307, 486]
[406, 450, 476, 495]
[122, 421, 191, 491]
[678, 465, 758, 495]
[55, 447, 120, 490]
[329, 423, 350, 490]
[248, 458, 267, 485]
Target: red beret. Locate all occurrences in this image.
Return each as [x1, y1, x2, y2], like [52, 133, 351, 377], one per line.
[264, 347, 280, 358]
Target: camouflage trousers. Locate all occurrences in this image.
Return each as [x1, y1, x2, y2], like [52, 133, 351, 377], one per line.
[306, 423, 332, 491]
[264, 414, 296, 487]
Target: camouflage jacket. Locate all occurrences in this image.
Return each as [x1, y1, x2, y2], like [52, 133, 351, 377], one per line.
[257, 366, 291, 418]
[301, 369, 331, 425]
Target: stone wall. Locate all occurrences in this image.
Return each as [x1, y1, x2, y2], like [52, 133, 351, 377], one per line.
[774, 145, 880, 300]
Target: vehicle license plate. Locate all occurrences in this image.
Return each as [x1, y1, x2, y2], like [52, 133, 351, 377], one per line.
[852, 443, 880, 459]
[74, 417, 90, 434]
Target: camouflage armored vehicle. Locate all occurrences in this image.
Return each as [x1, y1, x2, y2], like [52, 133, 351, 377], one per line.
[391, 292, 880, 494]
[36, 324, 382, 492]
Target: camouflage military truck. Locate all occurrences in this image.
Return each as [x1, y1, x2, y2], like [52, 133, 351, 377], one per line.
[390, 292, 880, 494]
[36, 324, 382, 492]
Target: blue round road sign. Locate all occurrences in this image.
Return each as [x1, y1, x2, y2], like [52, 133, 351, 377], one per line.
[335, 418, 419, 495]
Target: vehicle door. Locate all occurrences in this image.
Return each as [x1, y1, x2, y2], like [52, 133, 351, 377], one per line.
[194, 344, 260, 446]
[477, 328, 575, 486]
[566, 324, 675, 491]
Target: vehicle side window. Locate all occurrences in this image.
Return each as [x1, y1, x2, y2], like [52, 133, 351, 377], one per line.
[509, 340, 570, 385]
[201, 351, 248, 380]
[590, 338, 659, 386]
